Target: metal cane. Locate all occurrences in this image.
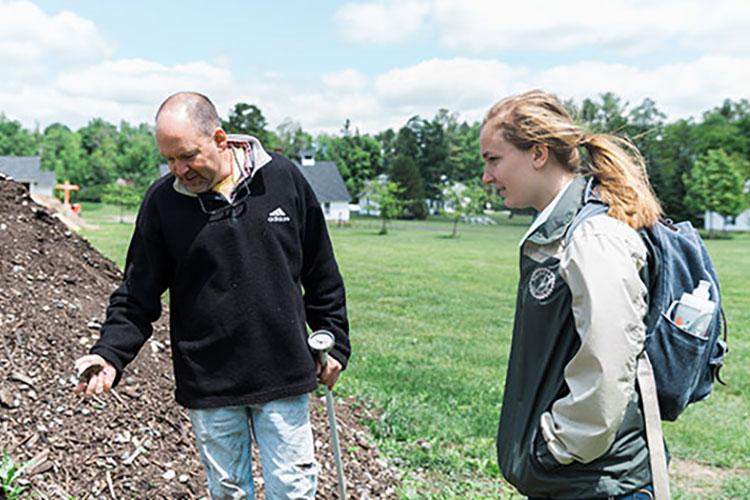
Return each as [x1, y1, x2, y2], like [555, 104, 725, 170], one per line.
[308, 330, 347, 500]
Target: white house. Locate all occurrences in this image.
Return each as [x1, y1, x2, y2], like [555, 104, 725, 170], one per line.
[704, 180, 750, 232]
[0, 156, 55, 197]
[293, 149, 351, 224]
[705, 210, 750, 231]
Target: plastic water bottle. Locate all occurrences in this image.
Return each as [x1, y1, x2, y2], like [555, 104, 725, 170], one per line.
[670, 280, 716, 338]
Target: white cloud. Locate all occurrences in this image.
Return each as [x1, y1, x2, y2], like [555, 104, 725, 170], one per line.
[283, 93, 381, 132]
[0, 86, 154, 129]
[336, 0, 431, 43]
[434, 0, 653, 52]
[231, 76, 382, 134]
[5, 54, 750, 135]
[0, 0, 112, 64]
[362, 55, 750, 128]
[536, 56, 750, 119]
[242, 55, 750, 134]
[375, 58, 529, 118]
[334, 0, 750, 55]
[398, 0, 750, 54]
[321, 69, 369, 91]
[57, 59, 234, 104]
[1, 57, 236, 129]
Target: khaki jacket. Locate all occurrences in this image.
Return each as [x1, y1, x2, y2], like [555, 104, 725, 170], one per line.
[496, 176, 652, 497]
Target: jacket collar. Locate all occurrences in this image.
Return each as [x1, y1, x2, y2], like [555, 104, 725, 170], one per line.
[523, 175, 587, 247]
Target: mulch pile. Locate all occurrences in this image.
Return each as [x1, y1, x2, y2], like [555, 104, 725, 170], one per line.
[0, 175, 400, 498]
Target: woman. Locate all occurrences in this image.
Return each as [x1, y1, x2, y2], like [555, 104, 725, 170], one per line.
[481, 90, 661, 499]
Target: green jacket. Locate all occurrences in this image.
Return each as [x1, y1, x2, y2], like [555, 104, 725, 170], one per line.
[497, 176, 652, 498]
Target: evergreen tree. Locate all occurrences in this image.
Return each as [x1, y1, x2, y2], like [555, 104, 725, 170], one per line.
[222, 102, 277, 148]
[419, 113, 450, 201]
[394, 119, 421, 159]
[446, 120, 481, 183]
[579, 92, 629, 134]
[390, 154, 426, 219]
[375, 128, 396, 175]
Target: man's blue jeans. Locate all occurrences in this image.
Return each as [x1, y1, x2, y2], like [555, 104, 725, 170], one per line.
[188, 394, 318, 499]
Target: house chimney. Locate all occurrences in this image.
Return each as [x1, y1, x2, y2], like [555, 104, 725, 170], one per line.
[299, 149, 315, 166]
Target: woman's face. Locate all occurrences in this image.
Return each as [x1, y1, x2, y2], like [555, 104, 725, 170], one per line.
[480, 126, 539, 210]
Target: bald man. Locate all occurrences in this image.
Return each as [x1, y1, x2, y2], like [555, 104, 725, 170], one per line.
[74, 92, 350, 499]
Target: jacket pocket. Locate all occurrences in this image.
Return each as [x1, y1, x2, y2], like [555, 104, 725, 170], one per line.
[531, 427, 564, 472]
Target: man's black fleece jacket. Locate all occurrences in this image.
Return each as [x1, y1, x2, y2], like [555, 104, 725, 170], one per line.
[90, 152, 350, 409]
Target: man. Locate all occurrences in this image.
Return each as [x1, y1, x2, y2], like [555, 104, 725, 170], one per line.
[74, 92, 350, 499]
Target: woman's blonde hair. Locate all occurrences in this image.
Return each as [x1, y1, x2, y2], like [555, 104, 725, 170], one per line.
[482, 90, 663, 229]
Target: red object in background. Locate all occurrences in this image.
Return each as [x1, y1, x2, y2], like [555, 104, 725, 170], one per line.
[55, 181, 81, 210]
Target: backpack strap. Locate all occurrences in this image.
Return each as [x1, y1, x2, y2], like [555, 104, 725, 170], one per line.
[568, 178, 672, 498]
[637, 353, 672, 499]
[715, 307, 729, 385]
[638, 226, 661, 332]
[564, 178, 609, 247]
[637, 225, 671, 498]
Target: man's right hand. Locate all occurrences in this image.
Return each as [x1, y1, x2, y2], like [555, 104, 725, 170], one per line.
[73, 354, 117, 396]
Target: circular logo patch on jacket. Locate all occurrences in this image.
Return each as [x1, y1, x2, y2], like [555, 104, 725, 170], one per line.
[529, 267, 556, 300]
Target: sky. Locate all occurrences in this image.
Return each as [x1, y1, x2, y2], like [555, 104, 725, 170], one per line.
[1, 0, 749, 134]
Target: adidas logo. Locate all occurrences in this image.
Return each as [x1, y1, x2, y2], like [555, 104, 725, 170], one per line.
[267, 207, 291, 223]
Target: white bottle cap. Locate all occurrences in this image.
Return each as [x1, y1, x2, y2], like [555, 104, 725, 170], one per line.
[694, 280, 711, 301]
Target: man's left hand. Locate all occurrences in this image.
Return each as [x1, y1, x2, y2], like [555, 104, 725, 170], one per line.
[316, 356, 342, 390]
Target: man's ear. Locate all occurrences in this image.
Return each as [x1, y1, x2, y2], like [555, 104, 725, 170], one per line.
[213, 128, 228, 150]
[531, 143, 549, 169]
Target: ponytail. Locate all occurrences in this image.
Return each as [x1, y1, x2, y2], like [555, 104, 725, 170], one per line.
[582, 134, 663, 230]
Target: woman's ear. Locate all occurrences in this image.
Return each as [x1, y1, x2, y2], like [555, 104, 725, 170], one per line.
[531, 143, 549, 169]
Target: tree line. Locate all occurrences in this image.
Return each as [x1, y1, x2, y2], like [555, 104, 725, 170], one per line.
[1, 93, 748, 224]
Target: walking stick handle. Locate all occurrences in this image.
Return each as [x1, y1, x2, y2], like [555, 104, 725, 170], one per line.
[308, 330, 334, 366]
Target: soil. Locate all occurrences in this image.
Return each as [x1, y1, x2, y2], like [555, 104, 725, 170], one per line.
[0, 175, 400, 498]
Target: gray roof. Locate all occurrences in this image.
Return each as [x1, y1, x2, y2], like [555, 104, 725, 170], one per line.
[0, 156, 54, 184]
[293, 160, 350, 203]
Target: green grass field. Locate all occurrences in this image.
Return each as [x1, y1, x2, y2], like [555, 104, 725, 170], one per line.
[78, 202, 138, 260]
[78, 205, 750, 499]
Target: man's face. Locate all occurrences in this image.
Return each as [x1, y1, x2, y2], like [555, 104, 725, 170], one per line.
[156, 118, 229, 194]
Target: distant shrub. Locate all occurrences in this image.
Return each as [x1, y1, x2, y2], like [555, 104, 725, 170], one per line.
[77, 184, 109, 202]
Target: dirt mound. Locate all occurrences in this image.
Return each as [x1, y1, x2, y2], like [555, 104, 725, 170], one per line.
[0, 175, 399, 498]
[29, 193, 95, 232]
